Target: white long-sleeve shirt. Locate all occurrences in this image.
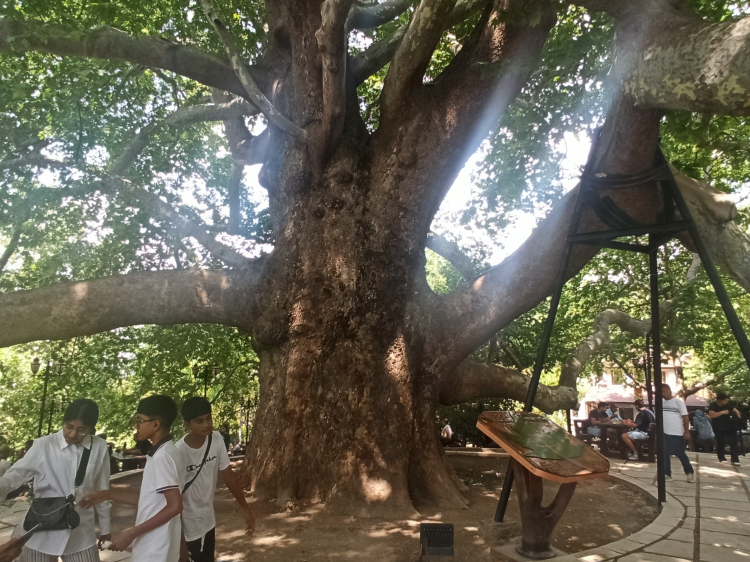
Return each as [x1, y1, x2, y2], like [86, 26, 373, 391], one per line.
[0, 431, 111, 556]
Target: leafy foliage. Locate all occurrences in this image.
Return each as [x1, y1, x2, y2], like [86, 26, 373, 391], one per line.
[0, 324, 259, 453]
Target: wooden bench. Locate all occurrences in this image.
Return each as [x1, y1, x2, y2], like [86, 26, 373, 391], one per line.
[478, 412, 610, 559]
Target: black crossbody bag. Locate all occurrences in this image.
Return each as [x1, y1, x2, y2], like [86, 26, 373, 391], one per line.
[23, 436, 92, 532]
[183, 433, 212, 494]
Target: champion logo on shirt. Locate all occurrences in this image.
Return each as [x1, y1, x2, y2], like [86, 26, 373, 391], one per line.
[186, 455, 217, 472]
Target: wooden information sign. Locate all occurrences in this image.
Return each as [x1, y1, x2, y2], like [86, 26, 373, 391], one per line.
[477, 411, 610, 559]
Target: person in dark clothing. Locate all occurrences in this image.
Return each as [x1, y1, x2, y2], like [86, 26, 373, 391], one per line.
[587, 402, 610, 437]
[622, 399, 655, 460]
[219, 424, 231, 452]
[124, 436, 152, 456]
[708, 392, 742, 465]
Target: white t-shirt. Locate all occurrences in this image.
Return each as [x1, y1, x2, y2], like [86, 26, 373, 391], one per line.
[662, 398, 688, 436]
[441, 425, 453, 439]
[176, 431, 231, 541]
[132, 439, 185, 562]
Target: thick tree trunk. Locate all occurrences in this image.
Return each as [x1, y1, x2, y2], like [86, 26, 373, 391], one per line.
[241, 139, 471, 514]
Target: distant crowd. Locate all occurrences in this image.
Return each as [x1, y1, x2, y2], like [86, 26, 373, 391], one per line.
[587, 384, 744, 482]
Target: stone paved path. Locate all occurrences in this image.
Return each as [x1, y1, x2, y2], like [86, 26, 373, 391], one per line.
[550, 451, 750, 562]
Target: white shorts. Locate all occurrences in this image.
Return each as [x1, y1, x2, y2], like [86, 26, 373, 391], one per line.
[628, 430, 649, 440]
[21, 545, 100, 562]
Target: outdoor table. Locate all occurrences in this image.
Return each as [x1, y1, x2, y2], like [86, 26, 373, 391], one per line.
[596, 423, 630, 458]
[478, 411, 609, 559]
[111, 452, 147, 471]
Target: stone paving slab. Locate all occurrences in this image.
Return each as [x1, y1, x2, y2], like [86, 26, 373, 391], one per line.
[543, 452, 750, 562]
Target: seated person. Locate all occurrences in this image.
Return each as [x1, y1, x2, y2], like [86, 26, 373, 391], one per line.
[124, 435, 152, 455]
[622, 399, 655, 460]
[606, 403, 622, 422]
[122, 434, 152, 470]
[440, 419, 454, 447]
[587, 402, 610, 437]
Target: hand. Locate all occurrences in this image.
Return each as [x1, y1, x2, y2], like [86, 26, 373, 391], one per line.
[0, 537, 25, 562]
[109, 528, 138, 552]
[97, 534, 111, 550]
[244, 507, 256, 535]
[79, 490, 108, 508]
[684, 430, 691, 440]
[179, 539, 190, 562]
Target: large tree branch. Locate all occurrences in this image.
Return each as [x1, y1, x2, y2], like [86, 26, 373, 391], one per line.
[440, 360, 578, 413]
[559, 310, 651, 388]
[351, 25, 407, 85]
[680, 361, 745, 398]
[426, 232, 478, 280]
[346, 0, 413, 32]
[622, 16, 750, 116]
[0, 267, 262, 348]
[379, 0, 458, 119]
[199, 0, 305, 138]
[0, 223, 23, 274]
[350, 0, 485, 85]
[101, 177, 252, 268]
[577, 0, 750, 115]
[0, 17, 275, 99]
[109, 98, 259, 175]
[673, 166, 750, 293]
[316, 0, 356, 156]
[1, 151, 253, 268]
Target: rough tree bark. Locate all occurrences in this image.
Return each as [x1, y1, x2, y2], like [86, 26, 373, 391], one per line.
[2, 0, 750, 516]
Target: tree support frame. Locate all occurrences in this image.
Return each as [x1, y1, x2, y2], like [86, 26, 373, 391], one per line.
[494, 143, 750, 520]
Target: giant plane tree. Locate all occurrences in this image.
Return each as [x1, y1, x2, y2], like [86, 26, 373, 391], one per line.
[1, 0, 750, 515]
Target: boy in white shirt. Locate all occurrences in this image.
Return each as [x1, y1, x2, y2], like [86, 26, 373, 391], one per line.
[81, 395, 184, 562]
[177, 397, 255, 562]
[660, 384, 695, 483]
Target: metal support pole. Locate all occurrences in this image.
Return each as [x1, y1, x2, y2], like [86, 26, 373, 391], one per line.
[645, 333, 653, 412]
[650, 243, 667, 503]
[495, 228, 582, 522]
[37, 362, 50, 438]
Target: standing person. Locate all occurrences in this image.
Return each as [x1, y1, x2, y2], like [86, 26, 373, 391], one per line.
[708, 392, 742, 465]
[177, 397, 255, 562]
[440, 419, 453, 447]
[660, 384, 695, 482]
[219, 424, 231, 453]
[81, 395, 184, 562]
[0, 399, 111, 562]
[0, 445, 11, 477]
[621, 399, 655, 460]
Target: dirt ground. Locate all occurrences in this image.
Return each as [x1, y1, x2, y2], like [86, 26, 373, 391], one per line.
[109, 456, 657, 561]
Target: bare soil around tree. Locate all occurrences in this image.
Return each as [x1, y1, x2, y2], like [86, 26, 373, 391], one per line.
[108, 456, 657, 561]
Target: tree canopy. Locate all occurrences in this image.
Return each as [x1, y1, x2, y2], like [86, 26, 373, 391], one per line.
[2, 0, 750, 514]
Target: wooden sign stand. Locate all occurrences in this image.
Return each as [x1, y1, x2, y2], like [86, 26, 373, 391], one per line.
[478, 412, 610, 560]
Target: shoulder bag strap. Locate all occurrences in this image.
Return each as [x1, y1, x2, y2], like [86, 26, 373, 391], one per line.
[183, 433, 212, 494]
[74, 435, 93, 488]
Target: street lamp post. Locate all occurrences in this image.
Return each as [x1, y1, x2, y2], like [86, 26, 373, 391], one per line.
[192, 363, 220, 397]
[31, 358, 65, 437]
